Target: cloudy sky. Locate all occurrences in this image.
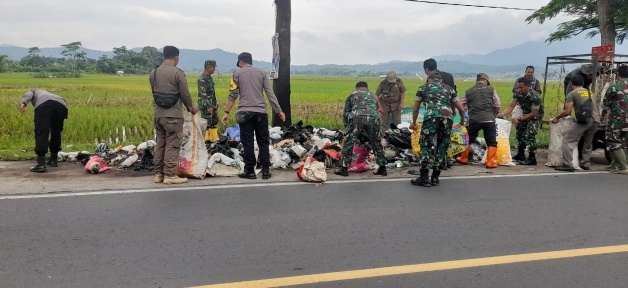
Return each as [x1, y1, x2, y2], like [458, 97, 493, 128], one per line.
[1, 0, 584, 65]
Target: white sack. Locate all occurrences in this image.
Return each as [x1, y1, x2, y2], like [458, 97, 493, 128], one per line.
[176, 112, 209, 179]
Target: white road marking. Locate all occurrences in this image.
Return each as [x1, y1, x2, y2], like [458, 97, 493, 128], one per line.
[0, 171, 607, 200]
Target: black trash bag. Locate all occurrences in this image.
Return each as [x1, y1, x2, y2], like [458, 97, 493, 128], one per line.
[208, 135, 235, 158]
[133, 150, 155, 171]
[287, 149, 302, 164]
[332, 131, 344, 142]
[386, 128, 412, 149]
[304, 125, 314, 134]
[302, 143, 313, 152]
[313, 149, 327, 163]
[77, 152, 92, 165]
[282, 120, 312, 144]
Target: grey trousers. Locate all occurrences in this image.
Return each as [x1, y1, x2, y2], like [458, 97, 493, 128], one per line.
[380, 101, 402, 135]
[562, 121, 599, 167]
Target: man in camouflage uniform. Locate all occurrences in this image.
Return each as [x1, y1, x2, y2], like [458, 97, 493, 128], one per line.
[198, 60, 219, 130]
[498, 77, 544, 165]
[376, 70, 406, 134]
[410, 71, 465, 187]
[334, 81, 388, 177]
[601, 65, 628, 174]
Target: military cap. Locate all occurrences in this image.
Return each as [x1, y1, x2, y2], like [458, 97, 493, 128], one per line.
[428, 71, 441, 79]
[386, 71, 397, 83]
[477, 73, 491, 85]
[204, 60, 217, 67]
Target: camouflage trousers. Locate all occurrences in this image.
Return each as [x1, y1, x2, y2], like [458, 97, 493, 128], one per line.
[515, 119, 540, 154]
[605, 119, 628, 152]
[419, 117, 452, 170]
[199, 98, 219, 128]
[341, 116, 387, 167]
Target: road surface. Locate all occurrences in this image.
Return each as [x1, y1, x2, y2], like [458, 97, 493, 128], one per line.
[1, 172, 626, 287]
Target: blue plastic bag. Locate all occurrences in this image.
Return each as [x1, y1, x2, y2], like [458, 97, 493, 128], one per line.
[226, 125, 241, 142]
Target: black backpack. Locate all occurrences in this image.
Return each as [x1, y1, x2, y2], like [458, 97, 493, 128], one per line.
[575, 90, 593, 124]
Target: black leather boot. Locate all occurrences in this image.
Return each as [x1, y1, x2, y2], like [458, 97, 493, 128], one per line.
[512, 146, 526, 161]
[431, 169, 441, 186]
[520, 152, 537, 165]
[334, 166, 349, 177]
[373, 165, 387, 176]
[410, 168, 431, 187]
[238, 169, 257, 179]
[262, 168, 272, 180]
[46, 153, 58, 167]
[30, 156, 47, 173]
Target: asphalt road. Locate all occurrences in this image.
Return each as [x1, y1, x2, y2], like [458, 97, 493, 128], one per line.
[0, 173, 627, 288]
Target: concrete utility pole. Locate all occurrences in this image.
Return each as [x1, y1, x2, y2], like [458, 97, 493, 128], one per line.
[272, 0, 292, 127]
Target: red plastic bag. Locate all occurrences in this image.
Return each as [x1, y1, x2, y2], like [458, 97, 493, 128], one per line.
[84, 156, 110, 174]
[353, 144, 370, 164]
[348, 162, 369, 173]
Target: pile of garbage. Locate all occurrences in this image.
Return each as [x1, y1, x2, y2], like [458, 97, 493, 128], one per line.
[57, 140, 157, 173]
[56, 114, 489, 177]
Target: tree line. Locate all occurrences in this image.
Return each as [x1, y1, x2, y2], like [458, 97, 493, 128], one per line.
[0, 41, 163, 77]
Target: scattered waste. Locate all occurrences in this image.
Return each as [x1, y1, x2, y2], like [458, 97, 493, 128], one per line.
[84, 156, 110, 174]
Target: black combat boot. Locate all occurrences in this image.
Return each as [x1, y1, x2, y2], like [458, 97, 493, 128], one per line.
[46, 153, 58, 167]
[512, 146, 526, 161]
[334, 166, 349, 177]
[520, 152, 537, 165]
[238, 169, 257, 179]
[262, 168, 272, 180]
[373, 165, 387, 176]
[30, 156, 47, 173]
[431, 169, 441, 186]
[410, 168, 431, 187]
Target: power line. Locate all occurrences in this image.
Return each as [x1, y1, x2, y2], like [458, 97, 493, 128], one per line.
[403, 0, 536, 11]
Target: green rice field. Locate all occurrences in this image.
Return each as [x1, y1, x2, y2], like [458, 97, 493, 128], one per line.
[0, 73, 567, 160]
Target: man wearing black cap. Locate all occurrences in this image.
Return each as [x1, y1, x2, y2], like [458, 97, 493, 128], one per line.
[564, 64, 596, 95]
[222, 52, 285, 180]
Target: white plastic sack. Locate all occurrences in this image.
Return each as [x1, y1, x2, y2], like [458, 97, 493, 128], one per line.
[512, 105, 523, 120]
[270, 148, 287, 169]
[299, 157, 327, 182]
[546, 117, 578, 167]
[176, 112, 209, 179]
[482, 118, 515, 166]
[121, 145, 136, 154]
[206, 153, 245, 176]
[119, 154, 139, 168]
[136, 140, 155, 151]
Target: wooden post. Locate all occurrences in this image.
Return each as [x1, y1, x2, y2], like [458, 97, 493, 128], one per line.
[272, 0, 292, 127]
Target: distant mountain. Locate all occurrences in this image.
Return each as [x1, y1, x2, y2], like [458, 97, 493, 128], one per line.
[0, 45, 272, 72]
[433, 37, 628, 67]
[2, 38, 625, 78]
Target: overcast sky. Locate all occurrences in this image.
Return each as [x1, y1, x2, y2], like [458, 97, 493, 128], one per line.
[1, 0, 586, 65]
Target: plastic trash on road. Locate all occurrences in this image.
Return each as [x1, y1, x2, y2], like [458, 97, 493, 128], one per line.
[297, 157, 327, 182]
[482, 118, 515, 166]
[84, 156, 110, 174]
